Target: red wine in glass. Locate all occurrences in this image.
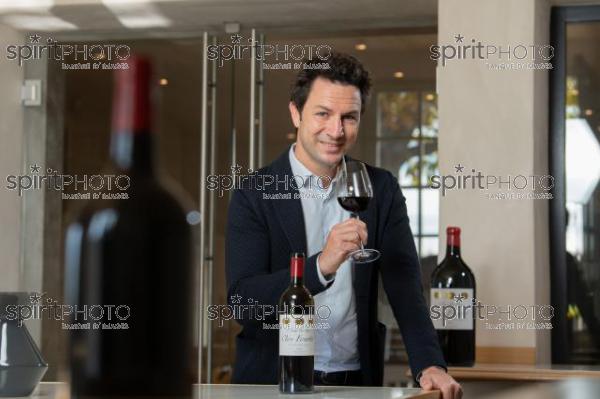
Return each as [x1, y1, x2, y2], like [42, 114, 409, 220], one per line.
[337, 196, 370, 213]
[338, 160, 380, 263]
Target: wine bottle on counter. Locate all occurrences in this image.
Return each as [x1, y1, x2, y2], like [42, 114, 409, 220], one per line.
[430, 226, 476, 366]
[278, 253, 315, 393]
[64, 57, 194, 398]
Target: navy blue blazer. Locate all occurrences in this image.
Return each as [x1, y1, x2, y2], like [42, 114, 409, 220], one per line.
[225, 147, 446, 386]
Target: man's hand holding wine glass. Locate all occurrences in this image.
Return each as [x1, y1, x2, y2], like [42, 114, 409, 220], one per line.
[318, 218, 368, 276]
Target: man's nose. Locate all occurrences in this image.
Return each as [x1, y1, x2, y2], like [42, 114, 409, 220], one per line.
[327, 117, 344, 138]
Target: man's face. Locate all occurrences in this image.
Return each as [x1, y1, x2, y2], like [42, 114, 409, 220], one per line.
[289, 77, 362, 169]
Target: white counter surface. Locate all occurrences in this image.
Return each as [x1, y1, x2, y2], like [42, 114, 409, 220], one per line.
[197, 383, 440, 399]
[17, 382, 440, 399]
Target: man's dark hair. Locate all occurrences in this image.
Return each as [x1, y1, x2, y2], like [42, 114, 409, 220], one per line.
[290, 52, 371, 115]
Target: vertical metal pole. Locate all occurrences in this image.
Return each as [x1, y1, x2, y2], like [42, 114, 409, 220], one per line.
[257, 33, 265, 167]
[230, 57, 237, 201]
[417, 91, 423, 258]
[206, 35, 217, 384]
[249, 28, 257, 170]
[198, 31, 209, 385]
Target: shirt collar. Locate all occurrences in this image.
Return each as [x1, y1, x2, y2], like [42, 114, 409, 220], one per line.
[288, 144, 344, 192]
[289, 143, 313, 179]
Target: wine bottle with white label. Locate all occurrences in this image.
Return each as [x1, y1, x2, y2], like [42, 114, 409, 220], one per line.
[278, 253, 314, 393]
[430, 226, 476, 366]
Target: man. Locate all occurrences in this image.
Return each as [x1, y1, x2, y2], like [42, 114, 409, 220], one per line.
[226, 52, 462, 399]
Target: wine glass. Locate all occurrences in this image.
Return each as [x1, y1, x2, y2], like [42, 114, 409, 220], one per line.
[337, 159, 381, 263]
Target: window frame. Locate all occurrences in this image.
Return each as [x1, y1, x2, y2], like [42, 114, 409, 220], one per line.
[549, 4, 600, 363]
[375, 89, 438, 258]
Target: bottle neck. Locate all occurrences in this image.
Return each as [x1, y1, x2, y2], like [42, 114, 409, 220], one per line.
[291, 275, 304, 286]
[290, 257, 304, 286]
[109, 58, 155, 175]
[446, 232, 461, 258]
[446, 244, 461, 258]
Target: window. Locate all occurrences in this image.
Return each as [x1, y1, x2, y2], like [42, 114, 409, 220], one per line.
[376, 91, 439, 261]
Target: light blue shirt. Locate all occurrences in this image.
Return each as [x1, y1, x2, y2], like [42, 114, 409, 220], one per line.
[288, 144, 360, 372]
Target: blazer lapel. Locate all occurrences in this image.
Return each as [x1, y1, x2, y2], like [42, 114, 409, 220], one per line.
[269, 148, 307, 253]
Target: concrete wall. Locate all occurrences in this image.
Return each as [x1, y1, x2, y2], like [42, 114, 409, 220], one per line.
[437, 0, 551, 363]
[0, 24, 62, 355]
[0, 25, 24, 292]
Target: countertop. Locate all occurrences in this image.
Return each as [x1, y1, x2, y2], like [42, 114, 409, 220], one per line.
[484, 378, 600, 399]
[15, 382, 441, 399]
[446, 363, 600, 381]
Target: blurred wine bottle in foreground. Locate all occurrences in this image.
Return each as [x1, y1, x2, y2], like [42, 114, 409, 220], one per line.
[64, 57, 194, 398]
[431, 226, 476, 366]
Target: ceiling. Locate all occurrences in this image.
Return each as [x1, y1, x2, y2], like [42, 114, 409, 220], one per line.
[0, 0, 438, 38]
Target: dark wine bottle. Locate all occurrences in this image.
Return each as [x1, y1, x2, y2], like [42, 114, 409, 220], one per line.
[278, 253, 315, 394]
[430, 226, 476, 366]
[64, 57, 194, 398]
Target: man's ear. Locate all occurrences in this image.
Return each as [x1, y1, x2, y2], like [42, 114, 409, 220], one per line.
[289, 101, 301, 129]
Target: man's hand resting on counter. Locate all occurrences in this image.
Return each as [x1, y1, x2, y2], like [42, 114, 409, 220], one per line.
[318, 218, 368, 276]
[419, 366, 463, 399]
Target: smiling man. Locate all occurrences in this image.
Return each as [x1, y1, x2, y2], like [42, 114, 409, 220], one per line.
[226, 52, 462, 399]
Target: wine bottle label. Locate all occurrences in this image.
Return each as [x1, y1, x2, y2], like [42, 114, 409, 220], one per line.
[279, 315, 315, 356]
[430, 288, 474, 330]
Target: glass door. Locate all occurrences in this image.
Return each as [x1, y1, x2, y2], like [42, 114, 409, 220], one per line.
[550, 6, 600, 364]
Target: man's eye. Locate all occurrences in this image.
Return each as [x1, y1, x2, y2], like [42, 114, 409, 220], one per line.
[316, 112, 328, 117]
[343, 115, 357, 121]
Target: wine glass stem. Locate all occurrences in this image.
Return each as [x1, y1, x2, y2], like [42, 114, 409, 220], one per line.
[350, 213, 366, 254]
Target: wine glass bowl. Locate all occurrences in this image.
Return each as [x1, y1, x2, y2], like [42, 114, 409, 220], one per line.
[337, 160, 381, 263]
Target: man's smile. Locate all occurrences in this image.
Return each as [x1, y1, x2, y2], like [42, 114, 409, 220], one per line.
[319, 141, 344, 152]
